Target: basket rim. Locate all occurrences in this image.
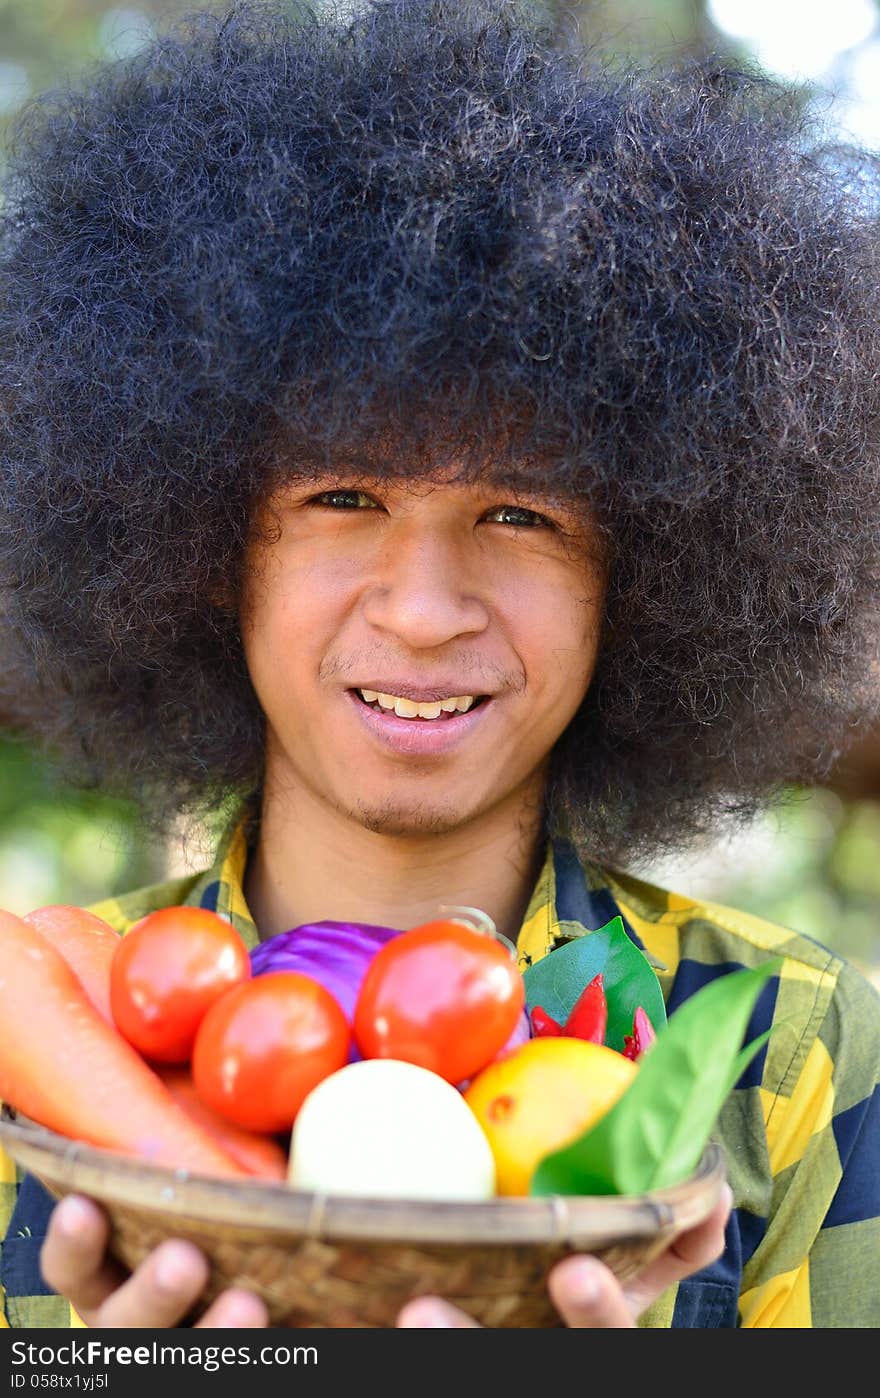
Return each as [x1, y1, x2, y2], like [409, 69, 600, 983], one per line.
[0, 1105, 726, 1246]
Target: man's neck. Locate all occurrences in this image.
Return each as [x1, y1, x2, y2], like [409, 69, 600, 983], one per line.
[242, 786, 549, 945]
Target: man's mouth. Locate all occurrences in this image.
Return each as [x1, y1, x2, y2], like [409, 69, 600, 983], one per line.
[352, 689, 491, 722]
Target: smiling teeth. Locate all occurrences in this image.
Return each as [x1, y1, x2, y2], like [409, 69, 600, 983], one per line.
[359, 690, 477, 719]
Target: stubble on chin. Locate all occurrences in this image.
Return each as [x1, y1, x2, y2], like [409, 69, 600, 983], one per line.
[352, 794, 466, 838]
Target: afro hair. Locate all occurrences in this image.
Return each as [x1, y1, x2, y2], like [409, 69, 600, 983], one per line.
[3, 0, 880, 866]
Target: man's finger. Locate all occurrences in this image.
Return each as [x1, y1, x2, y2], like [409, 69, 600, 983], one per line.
[82, 1238, 212, 1328]
[547, 1255, 636, 1327]
[44, 1193, 209, 1329]
[42, 1194, 271, 1329]
[545, 1183, 733, 1327]
[621, 1184, 733, 1314]
[40, 1196, 127, 1320]
[397, 1296, 481, 1327]
[194, 1288, 270, 1328]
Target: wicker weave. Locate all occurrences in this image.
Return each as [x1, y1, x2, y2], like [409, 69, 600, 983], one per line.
[0, 1107, 726, 1328]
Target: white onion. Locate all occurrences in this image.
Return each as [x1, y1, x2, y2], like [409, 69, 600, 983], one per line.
[288, 1058, 496, 1201]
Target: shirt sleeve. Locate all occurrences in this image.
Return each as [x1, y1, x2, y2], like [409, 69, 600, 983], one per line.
[739, 959, 880, 1327]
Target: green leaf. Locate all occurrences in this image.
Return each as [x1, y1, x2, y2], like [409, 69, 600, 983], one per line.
[522, 915, 667, 1051]
[722, 1027, 774, 1101]
[530, 959, 782, 1196]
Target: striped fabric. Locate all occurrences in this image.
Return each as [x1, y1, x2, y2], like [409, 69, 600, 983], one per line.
[2, 821, 878, 1327]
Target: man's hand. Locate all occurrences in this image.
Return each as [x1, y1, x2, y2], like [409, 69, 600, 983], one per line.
[397, 1183, 734, 1328]
[42, 1183, 731, 1329]
[40, 1195, 269, 1328]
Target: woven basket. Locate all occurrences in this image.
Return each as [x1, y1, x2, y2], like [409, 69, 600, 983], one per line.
[0, 1105, 725, 1327]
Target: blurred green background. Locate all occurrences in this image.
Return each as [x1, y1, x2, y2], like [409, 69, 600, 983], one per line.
[2, 0, 880, 986]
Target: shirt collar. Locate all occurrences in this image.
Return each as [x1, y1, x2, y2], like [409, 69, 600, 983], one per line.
[185, 819, 259, 949]
[186, 818, 667, 974]
[515, 833, 668, 974]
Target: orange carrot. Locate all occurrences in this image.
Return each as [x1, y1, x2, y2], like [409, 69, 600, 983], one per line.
[24, 904, 119, 1024]
[0, 908, 246, 1179]
[158, 1067, 288, 1181]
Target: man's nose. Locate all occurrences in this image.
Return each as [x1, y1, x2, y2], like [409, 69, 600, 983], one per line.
[360, 524, 490, 646]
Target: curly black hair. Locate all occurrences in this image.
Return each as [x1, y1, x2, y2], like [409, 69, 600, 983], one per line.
[2, 0, 880, 867]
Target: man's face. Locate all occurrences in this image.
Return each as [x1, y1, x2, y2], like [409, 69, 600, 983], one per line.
[239, 467, 606, 838]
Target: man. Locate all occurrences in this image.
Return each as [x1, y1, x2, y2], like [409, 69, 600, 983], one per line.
[1, 0, 878, 1328]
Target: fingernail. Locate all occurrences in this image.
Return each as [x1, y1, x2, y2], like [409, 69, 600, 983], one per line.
[155, 1243, 197, 1294]
[217, 1290, 270, 1328]
[398, 1300, 455, 1328]
[567, 1259, 602, 1306]
[57, 1197, 93, 1239]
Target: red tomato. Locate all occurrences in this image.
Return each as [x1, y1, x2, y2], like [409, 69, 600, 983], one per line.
[110, 906, 251, 1064]
[353, 919, 525, 1084]
[191, 972, 350, 1133]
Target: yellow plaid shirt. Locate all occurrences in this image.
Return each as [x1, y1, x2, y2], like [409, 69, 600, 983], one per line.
[2, 824, 879, 1327]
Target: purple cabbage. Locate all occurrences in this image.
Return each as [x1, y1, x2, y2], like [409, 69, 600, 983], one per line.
[249, 920, 404, 1061]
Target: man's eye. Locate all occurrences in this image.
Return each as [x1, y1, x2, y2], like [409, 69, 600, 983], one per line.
[487, 505, 551, 529]
[306, 491, 551, 529]
[308, 490, 379, 509]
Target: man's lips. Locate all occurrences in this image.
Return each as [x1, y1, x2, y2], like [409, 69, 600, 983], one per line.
[346, 688, 495, 755]
[349, 682, 493, 704]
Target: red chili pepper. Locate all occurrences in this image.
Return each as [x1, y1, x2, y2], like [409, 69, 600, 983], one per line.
[529, 1005, 563, 1037]
[622, 1006, 656, 1060]
[564, 973, 607, 1045]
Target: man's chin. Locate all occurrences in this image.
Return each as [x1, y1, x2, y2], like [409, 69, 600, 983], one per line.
[353, 797, 471, 839]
